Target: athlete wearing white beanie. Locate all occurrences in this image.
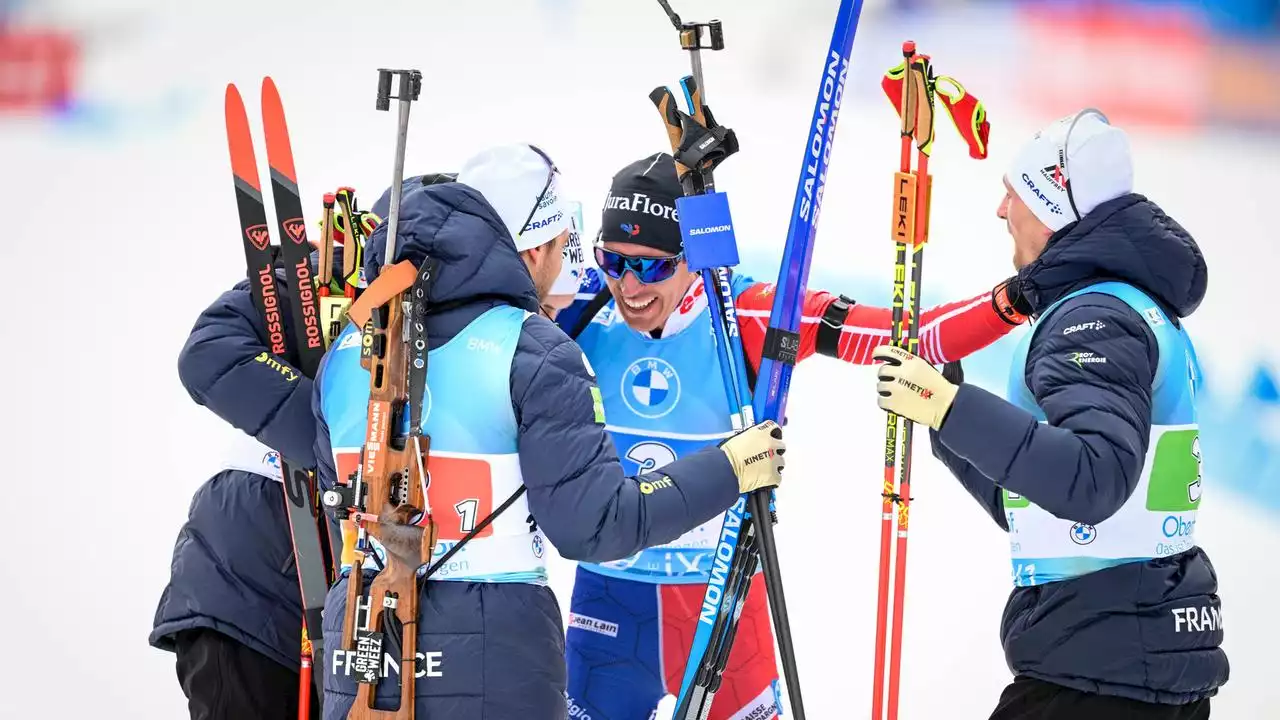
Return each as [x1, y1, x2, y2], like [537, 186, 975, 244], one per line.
[873, 105, 1221, 720]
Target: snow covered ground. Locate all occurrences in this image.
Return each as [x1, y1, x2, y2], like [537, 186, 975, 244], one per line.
[1, 1, 1276, 717]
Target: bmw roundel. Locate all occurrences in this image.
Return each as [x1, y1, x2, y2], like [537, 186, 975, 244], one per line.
[1070, 522, 1097, 545]
[621, 357, 681, 419]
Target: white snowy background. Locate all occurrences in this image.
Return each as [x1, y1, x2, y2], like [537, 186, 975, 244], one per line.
[1, 0, 1276, 717]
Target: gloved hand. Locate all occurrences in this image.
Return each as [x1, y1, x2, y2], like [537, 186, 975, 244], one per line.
[873, 345, 960, 431]
[717, 419, 786, 494]
[992, 275, 1034, 325]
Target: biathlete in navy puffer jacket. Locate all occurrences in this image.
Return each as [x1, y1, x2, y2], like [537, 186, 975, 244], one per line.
[312, 144, 786, 720]
[150, 259, 330, 720]
[874, 111, 1225, 719]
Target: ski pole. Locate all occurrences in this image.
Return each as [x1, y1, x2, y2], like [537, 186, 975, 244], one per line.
[870, 43, 991, 719]
[334, 187, 365, 297]
[653, 73, 761, 719]
[648, 8, 784, 718]
[894, 44, 933, 720]
[872, 41, 922, 720]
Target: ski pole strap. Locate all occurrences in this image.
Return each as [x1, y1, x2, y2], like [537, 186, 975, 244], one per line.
[420, 486, 527, 580]
[568, 289, 612, 340]
[816, 294, 855, 358]
[346, 259, 417, 329]
[934, 75, 990, 159]
[648, 82, 739, 186]
[881, 54, 938, 155]
[883, 61, 989, 160]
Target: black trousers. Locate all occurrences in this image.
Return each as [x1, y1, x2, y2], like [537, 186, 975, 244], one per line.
[174, 629, 320, 720]
[991, 676, 1210, 720]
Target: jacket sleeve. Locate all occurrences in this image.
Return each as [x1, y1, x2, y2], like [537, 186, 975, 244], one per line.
[735, 282, 1016, 371]
[929, 429, 1008, 530]
[177, 283, 317, 467]
[310, 354, 346, 568]
[933, 296, 1156, 525]
[512, 317, 741, 563]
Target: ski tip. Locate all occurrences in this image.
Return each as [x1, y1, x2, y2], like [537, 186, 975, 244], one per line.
[224, 84, 260, 190]
[259, 76, 297, 180]
[225, 82, 243, 112]
[261, 75, 281, 117]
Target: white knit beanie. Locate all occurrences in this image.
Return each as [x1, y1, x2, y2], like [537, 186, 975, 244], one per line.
[1007, 110, 1134, 232]
[457, 144, 573, 252]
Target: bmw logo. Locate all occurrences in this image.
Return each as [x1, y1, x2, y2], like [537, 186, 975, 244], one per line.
[532, 534, 544, 558]
[621, 357, 681, 419]
[1070, 523, 1097, 545]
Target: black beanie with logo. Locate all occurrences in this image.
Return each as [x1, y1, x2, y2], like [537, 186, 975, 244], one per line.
[598, 152, 684, 256]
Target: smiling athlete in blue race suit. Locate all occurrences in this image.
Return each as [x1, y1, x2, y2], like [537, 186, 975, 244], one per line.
[557, 152, 1029, 720]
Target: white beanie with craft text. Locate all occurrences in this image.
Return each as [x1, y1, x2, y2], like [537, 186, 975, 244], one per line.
[1007, 110, 1134, 233]
[457, 143, 573, 252]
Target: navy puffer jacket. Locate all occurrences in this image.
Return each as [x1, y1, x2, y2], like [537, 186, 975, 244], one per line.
[931, 193, 1226, 704]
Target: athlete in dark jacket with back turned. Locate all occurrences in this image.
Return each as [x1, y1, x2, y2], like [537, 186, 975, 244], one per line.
[314, 144, 787, 719]
[151, 260, 328, 720]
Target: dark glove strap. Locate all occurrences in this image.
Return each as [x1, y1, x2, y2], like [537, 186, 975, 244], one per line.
[675, 122, 739, 174]
[816, 294, 855, 358]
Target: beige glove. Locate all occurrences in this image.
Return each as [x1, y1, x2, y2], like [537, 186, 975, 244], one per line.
[873, 345, 960, 430]
[718, 419, 786, 494]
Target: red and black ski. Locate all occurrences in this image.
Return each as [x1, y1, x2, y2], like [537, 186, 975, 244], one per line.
[225, 80, 333, 718]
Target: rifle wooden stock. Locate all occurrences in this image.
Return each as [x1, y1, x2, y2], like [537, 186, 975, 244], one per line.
[341, 286, 439, 719]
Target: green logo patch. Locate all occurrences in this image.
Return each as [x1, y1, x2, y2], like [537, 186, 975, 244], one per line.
[1003, 489, 1031, 509]
[589, 386, 606, 424]
[1146, 429, 1202, 512]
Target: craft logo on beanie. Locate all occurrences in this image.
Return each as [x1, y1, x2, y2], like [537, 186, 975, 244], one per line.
[598, 152, 685, 256]
[457, 143, 573, 253]
[1007, 109, 1134, 233]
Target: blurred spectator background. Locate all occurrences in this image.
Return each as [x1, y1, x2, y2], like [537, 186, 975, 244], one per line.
[1, 0, 1274, 716]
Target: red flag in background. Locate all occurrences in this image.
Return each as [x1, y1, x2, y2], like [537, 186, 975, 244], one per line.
[0, 29, 78, 113]
[1016, 4, 1210, 130]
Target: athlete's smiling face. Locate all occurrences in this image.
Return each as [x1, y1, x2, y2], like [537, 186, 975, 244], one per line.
[601, 241, 696, 333]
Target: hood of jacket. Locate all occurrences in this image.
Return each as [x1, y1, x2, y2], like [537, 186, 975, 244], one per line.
[1018, 193, 1208, 319]
[362, 181, 540, 314]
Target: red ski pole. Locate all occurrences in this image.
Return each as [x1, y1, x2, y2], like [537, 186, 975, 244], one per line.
[871, 41, 992, 718]
[872, 40, 936, 720]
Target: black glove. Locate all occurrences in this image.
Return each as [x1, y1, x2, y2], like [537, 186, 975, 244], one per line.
[673, 106, 739, 178]
[941, 360, 964, 385]
[992, 276, 1034, 326]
